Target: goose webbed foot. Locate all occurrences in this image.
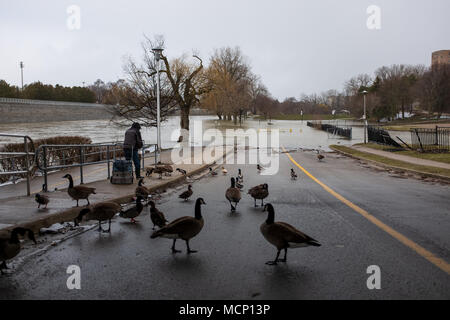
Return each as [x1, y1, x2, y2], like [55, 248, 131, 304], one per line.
[266, 250, 281, 265]
[171, 239, 181, 253]
[186, 241, 197, 254]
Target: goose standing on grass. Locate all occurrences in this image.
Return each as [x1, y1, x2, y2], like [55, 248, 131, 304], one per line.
[248, 183, 269, 207]
[179, 184, 193, 201]
[75, 201, 121, 233]
[209, 167, 218, 176]
[317, 150, 325, 161]
[62, 174, 96, 207]
[261, 203, 321, 265]
[225, 177, 241, 212]
[151, 197, 206, 254]
[35, 193, 49, 208]
[290, 169, 298, 180]
[149, 200, 168, 229]
[176, 168, 187, 176]
[135, 178, 150, 201]
[119, 196, 144, 223]
[0, 227, 36, 274]
[222, 167, 228, 175]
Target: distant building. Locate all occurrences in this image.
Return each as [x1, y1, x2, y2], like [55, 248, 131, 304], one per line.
[432, 50, 450, 68]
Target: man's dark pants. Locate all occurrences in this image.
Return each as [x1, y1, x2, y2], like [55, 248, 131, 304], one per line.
[124, 148, 140, 178]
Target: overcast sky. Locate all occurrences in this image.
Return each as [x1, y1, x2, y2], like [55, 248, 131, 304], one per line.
[1, 0, 449, 100]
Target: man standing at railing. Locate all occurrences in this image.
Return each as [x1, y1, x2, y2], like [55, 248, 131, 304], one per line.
[124, 122, 144, 179]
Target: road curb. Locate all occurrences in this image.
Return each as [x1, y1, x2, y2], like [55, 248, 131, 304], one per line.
[330, 146, 450, 183]
[0, 148, 233, 234]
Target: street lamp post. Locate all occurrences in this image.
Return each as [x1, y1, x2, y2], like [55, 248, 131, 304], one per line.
[19, 61, 24, 90]
[152, 48, 164, 163]
[362, 90, 368, 144]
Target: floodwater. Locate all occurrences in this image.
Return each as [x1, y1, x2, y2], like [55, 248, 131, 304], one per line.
[0, 116, 411, 151]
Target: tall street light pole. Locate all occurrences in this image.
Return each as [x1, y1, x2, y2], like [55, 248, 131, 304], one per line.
[19, 61, 24, 90]
[152, 48, 163, 163]
[363, 90, 368, 144]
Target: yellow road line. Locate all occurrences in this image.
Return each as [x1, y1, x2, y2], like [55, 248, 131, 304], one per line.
[282, 146, 450, 275]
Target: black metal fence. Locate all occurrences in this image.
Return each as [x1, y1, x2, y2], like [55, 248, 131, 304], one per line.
[367, 126, 402, 148]
[307, 122, 352, 139]
[411, 127, 450, 152]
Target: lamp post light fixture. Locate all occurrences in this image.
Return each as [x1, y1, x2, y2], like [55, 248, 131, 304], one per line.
[362, 90, 368, 144]
[152, 47, 164, 163]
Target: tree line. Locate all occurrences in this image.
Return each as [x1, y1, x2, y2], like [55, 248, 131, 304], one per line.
[0, 80, 96, 103]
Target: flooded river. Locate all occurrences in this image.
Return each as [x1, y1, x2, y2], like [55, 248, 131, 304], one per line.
[0, 116, 411, 151]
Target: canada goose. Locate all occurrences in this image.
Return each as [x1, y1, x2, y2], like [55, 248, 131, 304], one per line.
[317, 150, 325, 161]
[176, 168, 187, 175]
[0, 227, 36, 274]
[35, 193, 49, 208]
[119, 196, 144, 223]
[149, 200, 168, 229]
[151, 197, 206, 253]
[209, 167, 218, 176]
[179, 184, 193, 201]
[62, 174, 96, 207]
[248, 183, 269, 207]
[261, 203, 321, 265]
[237, 169, 244, 183]
[222, 167, 228, 175]
[235, 177, 244, 190]
[76, 201, 121, 233]
[225, 177, 241, 212]
[135, 178, 150, 200]
[290, 169, 298, 180]
[257, 164, 263, 172]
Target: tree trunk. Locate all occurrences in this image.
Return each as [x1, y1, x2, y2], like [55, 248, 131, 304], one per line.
[179, 106, 190, 142]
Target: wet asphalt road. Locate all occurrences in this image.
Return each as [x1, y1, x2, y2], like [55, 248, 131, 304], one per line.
[1, 150, 449, 299]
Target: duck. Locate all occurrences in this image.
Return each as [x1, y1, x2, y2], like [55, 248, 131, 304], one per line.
[176, 168, 187, 176]
[119, 196, 144, 223]
[158, 163, 174, 176]
[290, 169, 298, 180]
[237, 169, 244, 183]
[75, 201, 121, 233]
[261, 203, 321, 265]
[225, 177, 241, 212]
[179, 184, 193, 201]
[35, 193, 49, 209]
[151, 197, 206, 254]
[135, 178, 150, 200]
[149, 200, 168, 229]
[248, 183, 269, 207]
[222, 167, 228, 175]
[317, 150, 325, 161]
[62, 174, 96, 207]
[235, 177, 244, 190]
[209, 167, 218, 176]
[147, 165, 173, 179]
[0, 227, 36, 274]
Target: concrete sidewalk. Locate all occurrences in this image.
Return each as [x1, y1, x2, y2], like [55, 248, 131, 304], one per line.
[353, 145, 450, 170]
[0, 146, 233, 232]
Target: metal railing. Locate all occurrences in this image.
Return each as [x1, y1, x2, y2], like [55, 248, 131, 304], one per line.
[411, 127, 450, 152]
[367, 126, 402, 148]
[0, 134, 35, 195]
[35, 142, 157, 192]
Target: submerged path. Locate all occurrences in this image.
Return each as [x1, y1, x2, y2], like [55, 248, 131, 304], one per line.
[1, 150, 449, 299]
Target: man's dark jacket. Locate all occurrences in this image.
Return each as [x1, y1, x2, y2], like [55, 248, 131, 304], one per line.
[124, 127, 143, 150]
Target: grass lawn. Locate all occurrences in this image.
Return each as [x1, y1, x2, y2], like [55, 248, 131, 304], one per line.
[330, 145, 450, 178]
[355, 143, 450, 165]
